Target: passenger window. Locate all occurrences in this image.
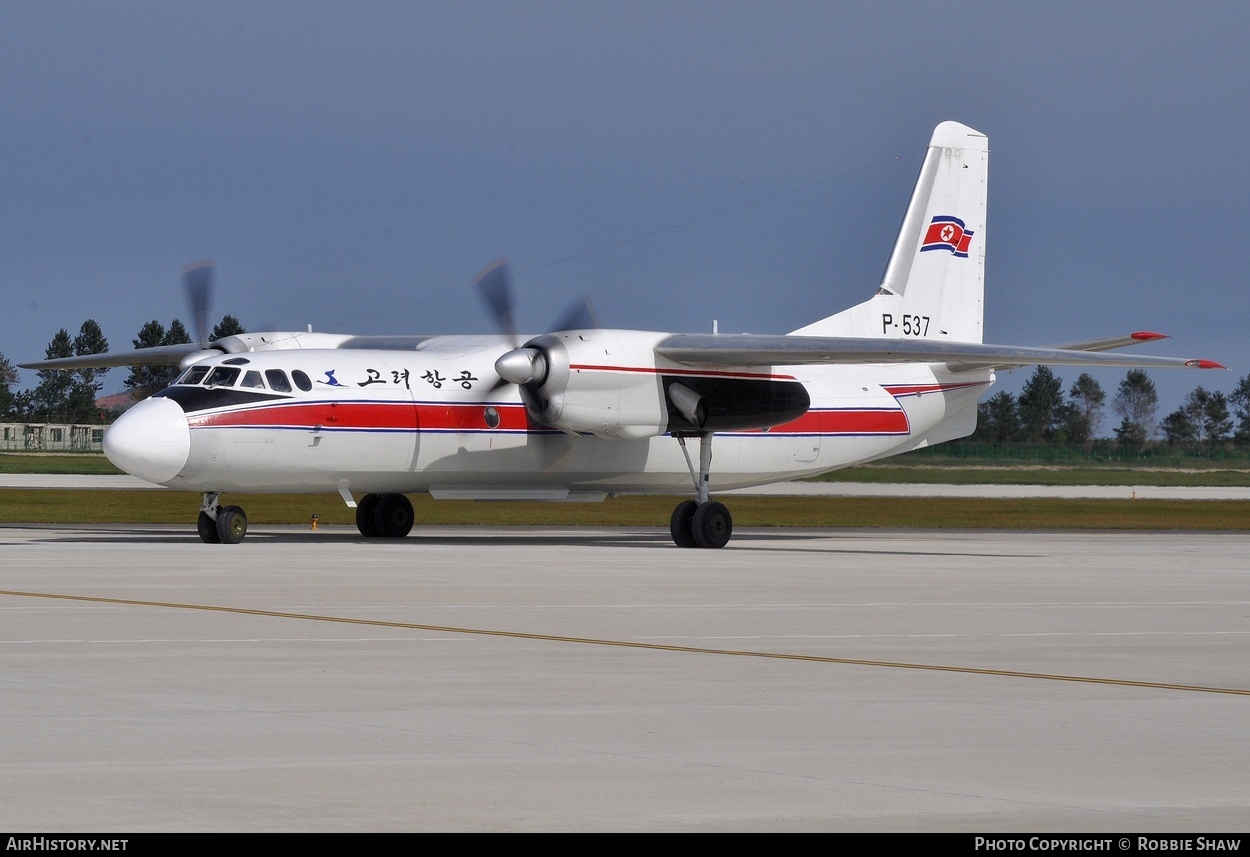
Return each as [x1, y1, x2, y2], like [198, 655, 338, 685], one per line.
[265, 369, 293, 393]
[178, 366, 210, 385]
[241, 370, 265, 389]
[205, 367, 241, 387]
[291, 370, 313, 392]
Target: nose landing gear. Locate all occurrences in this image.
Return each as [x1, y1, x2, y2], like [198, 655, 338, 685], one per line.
[197, 493, 249, 544]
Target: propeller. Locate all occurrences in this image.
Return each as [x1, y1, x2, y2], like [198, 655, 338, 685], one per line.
[182, 260, 215, 350]
[473, 256, 600, 392]
[474, 258, 519, 347]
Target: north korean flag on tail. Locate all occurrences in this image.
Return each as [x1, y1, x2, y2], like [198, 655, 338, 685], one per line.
[920, 215, 974, 257]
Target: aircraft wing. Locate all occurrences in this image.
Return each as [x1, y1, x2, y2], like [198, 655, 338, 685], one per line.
[18, 333, 459, 371]
[654, 333, 1223, 371]
[18, 343, 210, 371]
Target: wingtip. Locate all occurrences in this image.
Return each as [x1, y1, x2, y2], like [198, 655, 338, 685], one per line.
[1130, 331, 1170, 342]
[1185, 359, 1226, 370]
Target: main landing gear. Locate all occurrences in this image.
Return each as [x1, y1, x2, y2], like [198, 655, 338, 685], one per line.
[196, 491, 415, 543]
[669, 432, 733, 549]
[354, 493, 415, 539]
[198, 492, 248, 544]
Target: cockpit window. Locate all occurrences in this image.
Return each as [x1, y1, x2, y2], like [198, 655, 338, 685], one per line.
[205, 366, 241, 387]
[241, 370, 265, 389]
[178, 366, 211, 385]
[265, 369, 293, 393]
[291, 370, 312, 392]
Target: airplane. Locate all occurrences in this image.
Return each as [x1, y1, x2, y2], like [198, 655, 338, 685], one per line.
[21, 121, 1223, 547]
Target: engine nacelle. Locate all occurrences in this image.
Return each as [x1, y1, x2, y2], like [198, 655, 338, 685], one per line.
[499, 330, 810, 439]
[513, 331, 666, 439]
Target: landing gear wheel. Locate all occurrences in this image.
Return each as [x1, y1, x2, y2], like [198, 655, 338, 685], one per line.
[373, 493, 414, 538]
[216, 505, 248, 544]
[355, 493, 381, 537]
[197, 511, 222, 544]
[670, 500, 698, 548]
[692, 501, 732, 549]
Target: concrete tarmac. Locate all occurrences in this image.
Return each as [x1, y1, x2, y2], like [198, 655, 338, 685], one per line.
[1, 524, 1248, 832]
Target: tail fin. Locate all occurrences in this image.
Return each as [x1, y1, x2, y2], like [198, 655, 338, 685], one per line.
[791, 121, 989, 343]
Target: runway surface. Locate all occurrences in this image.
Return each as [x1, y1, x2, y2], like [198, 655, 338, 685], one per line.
[1, 523, 1247, 832]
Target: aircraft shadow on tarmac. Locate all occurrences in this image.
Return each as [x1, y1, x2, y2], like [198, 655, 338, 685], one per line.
[21, 524, 1035, 558]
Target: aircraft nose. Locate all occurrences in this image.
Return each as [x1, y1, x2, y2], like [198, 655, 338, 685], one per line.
[103, 397, 191, 485]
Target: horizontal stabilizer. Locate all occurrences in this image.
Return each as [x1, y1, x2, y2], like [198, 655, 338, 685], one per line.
[1044, 331, 1168, 353]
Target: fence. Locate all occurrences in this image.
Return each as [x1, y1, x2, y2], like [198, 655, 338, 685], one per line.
[0, 423, 106, 452]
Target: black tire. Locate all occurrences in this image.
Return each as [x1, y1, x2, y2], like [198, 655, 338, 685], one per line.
[692, 501, 732, 549]
[216, 505, 248, 544]
[197, 511, 222, 544]
[669, 500, 698, 548]
[355, 493, 381, 537]
[373, 493, 414, 538]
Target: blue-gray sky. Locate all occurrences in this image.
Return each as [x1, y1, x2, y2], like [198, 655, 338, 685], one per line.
[3, 1, 1246, 421]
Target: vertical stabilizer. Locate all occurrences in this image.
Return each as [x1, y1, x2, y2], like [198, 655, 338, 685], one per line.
[791, 121, 989, 343]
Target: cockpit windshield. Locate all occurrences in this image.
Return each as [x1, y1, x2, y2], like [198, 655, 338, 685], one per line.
[204, 367, 241, 387]
[177, 366, 211, 385]
[174, 363, 299, 394]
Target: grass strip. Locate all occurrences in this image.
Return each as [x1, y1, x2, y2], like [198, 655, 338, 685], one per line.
[7, 454, 1250, 486]
[1, 489, 1248, 530]
[815, 466, 1250, 487]
[0, 454, 122, 475]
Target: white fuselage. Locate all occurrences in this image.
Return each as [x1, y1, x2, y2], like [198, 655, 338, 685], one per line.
[103, 331, 992, 499]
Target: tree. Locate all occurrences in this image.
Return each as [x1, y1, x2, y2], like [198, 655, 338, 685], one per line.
[1160, 407, 1197, 445]
[1203, 391, 1233, 443]
[1113, 370, 1158, 445]
[27, 322, 113, 423]
[1162, 387, 1234, 445]
[1113, 417, 1147, 449]
[29, 329, 75, 422]
[0, 352, 18, 420]
[1067, 373, 1106, 445]
[1054, 401, 1088, 446]
[69, 319, 110, 423]
[1017, 366, 1064, 442]
[165, 319, 192, 347]
[973, 391, 1020, 442]
[211, 315, 246, 341]
[1230, 374, 1250, 445]
[124, 319, 190, 400]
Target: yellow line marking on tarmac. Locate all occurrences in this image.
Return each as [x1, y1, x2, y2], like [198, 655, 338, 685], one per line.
[4, 588, 1248, 697]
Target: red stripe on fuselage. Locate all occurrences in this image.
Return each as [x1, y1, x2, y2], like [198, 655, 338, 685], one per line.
[730, 408, 909, 436]
[186, 401, 533, 432]
[182, 380, 983, 436]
